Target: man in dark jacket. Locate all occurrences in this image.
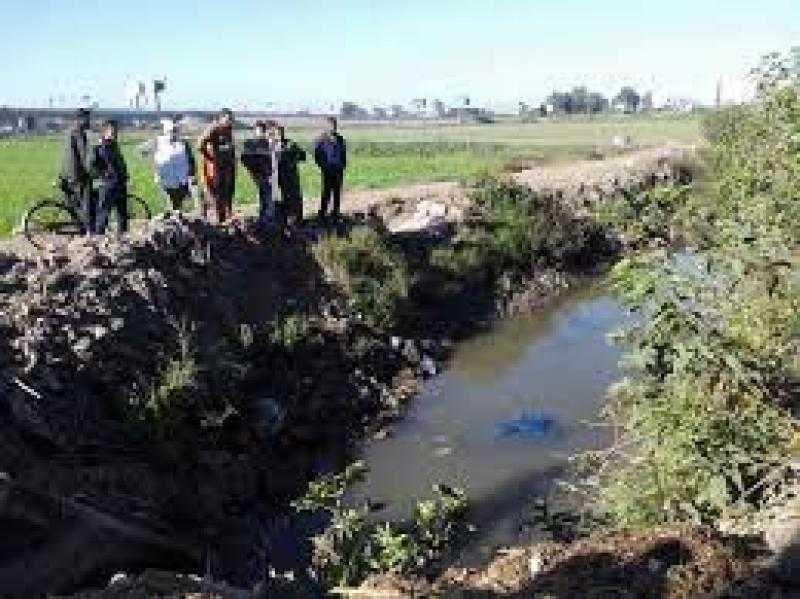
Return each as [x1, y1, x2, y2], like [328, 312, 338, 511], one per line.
[314, 116, 346, 221]
[59, 108, 94, 231]
[199, 108, 236, 224]
[90, 120, 129, 234]
[240, 120, 273, 225]
[274, 124, 306, 227]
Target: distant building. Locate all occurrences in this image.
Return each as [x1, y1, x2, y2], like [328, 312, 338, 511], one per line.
[641, 91, 654, 111]
[450, 106, 494, 123]
[410, 98, 427, 116]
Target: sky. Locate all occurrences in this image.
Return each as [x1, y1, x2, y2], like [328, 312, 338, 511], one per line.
[1, 0, 797, 111]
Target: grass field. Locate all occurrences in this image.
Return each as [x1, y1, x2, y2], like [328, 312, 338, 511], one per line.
[0, 115, 701, 237]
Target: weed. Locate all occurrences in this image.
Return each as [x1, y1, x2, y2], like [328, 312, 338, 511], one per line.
[313, 227, 409, 331]
[293, 462, 468, 588]
[594, 75, 800, 527]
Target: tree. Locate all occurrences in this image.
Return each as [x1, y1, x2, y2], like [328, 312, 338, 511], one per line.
[591, 93, 609, 113]
[340, 102, 366, 119]
[750, 52, 795, 94]
[545, 88, 608, 115]
[613, 87, 641, 113]
[570, 86, 589, 113]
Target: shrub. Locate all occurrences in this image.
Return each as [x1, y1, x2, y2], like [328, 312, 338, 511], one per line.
[594, 183, 692, 248]
[595, 78, 799, 528]
[313, 227, 409, 331]
[462, 178, 613, 275]
[293, 463, 468, 588]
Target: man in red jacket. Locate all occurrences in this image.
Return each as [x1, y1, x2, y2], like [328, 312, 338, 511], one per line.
[199, 108, 236, 224]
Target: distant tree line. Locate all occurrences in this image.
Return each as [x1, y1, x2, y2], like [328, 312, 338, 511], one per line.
[536, 86, 650, 115]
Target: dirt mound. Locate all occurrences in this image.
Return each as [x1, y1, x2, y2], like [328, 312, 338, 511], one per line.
[358, 526, 764, 597]
[0, 213, 450, 595]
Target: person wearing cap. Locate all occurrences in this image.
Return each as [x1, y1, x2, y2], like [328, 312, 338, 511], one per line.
[240, 120, 273, 226]
[314, 116, 347, 222]
[89, 119, 129, 234]
[154, 117, 196, 211]
[59, 108, 94, 232]
[199, 108, 236, 224]
[273, 124, 306, 227]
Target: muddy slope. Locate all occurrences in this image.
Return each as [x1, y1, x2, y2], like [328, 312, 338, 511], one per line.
[0, 216, 429, 595]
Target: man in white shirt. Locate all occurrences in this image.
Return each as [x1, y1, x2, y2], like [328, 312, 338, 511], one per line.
[154, 118, 196, 211]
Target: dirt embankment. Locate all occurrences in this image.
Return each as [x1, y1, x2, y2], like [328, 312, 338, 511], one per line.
[0, 216, 441, 596]
[341, 143, 695, 234]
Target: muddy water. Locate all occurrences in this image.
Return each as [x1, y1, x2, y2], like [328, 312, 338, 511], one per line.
[350, 281, 628, 563]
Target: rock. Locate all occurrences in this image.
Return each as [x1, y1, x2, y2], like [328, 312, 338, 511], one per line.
[108, 572, 128, 586]
[402, 340, 420, 364]
[421, 355, 437, 376]
[529, 552, 544, 577]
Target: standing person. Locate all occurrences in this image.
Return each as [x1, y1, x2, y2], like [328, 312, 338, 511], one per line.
[59, 108, 94, 232]
[274, 124, 306, 227]
[154, 117, 196, 211]
[314, 116, 346, 222]
[240, 120, 273, 226]
[89, 120, 129, 234]
[199, 108, 236, 224]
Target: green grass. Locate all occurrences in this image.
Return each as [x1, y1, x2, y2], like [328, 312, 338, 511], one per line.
[0, 115, 701, 237]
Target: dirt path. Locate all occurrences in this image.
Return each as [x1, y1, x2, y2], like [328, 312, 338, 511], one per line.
[337, 142, 693, 217]
[335, 142, 695, 233]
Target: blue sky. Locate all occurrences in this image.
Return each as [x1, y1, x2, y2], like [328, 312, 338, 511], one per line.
[2, 0, 797, 110]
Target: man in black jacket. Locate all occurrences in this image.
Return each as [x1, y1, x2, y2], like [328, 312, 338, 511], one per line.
[90, 120, 129, 234]
[59, 108, 94, 231]
[240, 120, 273, 225]
[274, 124, 306, 227]
[314, 116, 346, 222]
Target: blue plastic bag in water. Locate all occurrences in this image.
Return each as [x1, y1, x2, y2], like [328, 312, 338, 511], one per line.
[494, 409, 555, 440]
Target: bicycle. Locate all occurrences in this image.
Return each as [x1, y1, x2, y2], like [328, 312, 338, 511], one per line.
[23, 182, 152, 249]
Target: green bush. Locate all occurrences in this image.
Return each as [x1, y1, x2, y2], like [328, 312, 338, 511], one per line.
[293, 463, 468, 588]
[313, 227, 409, 331]
[437, 178, 612, 282]
[594, 183, 692, 248]
[597, 253, 795, 525]
[595, 76, 800, 528]
[472, 178, 611, 271]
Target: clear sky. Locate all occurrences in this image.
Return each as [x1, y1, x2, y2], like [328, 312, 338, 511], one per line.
[2, 0, 797, 110]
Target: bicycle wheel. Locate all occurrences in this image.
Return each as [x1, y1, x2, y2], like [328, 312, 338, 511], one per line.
[23, 199, 85, 249]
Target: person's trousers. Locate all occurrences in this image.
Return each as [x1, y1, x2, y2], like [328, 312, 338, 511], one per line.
[206, 171, 235, 224]
[256, 177, 274, 224]
[282, 193, 303, 225]
[319, 170, 343, 218]
[74, 182, 95, 234]
[97, 184, 128, 234]
[164, 184, 190, 211]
